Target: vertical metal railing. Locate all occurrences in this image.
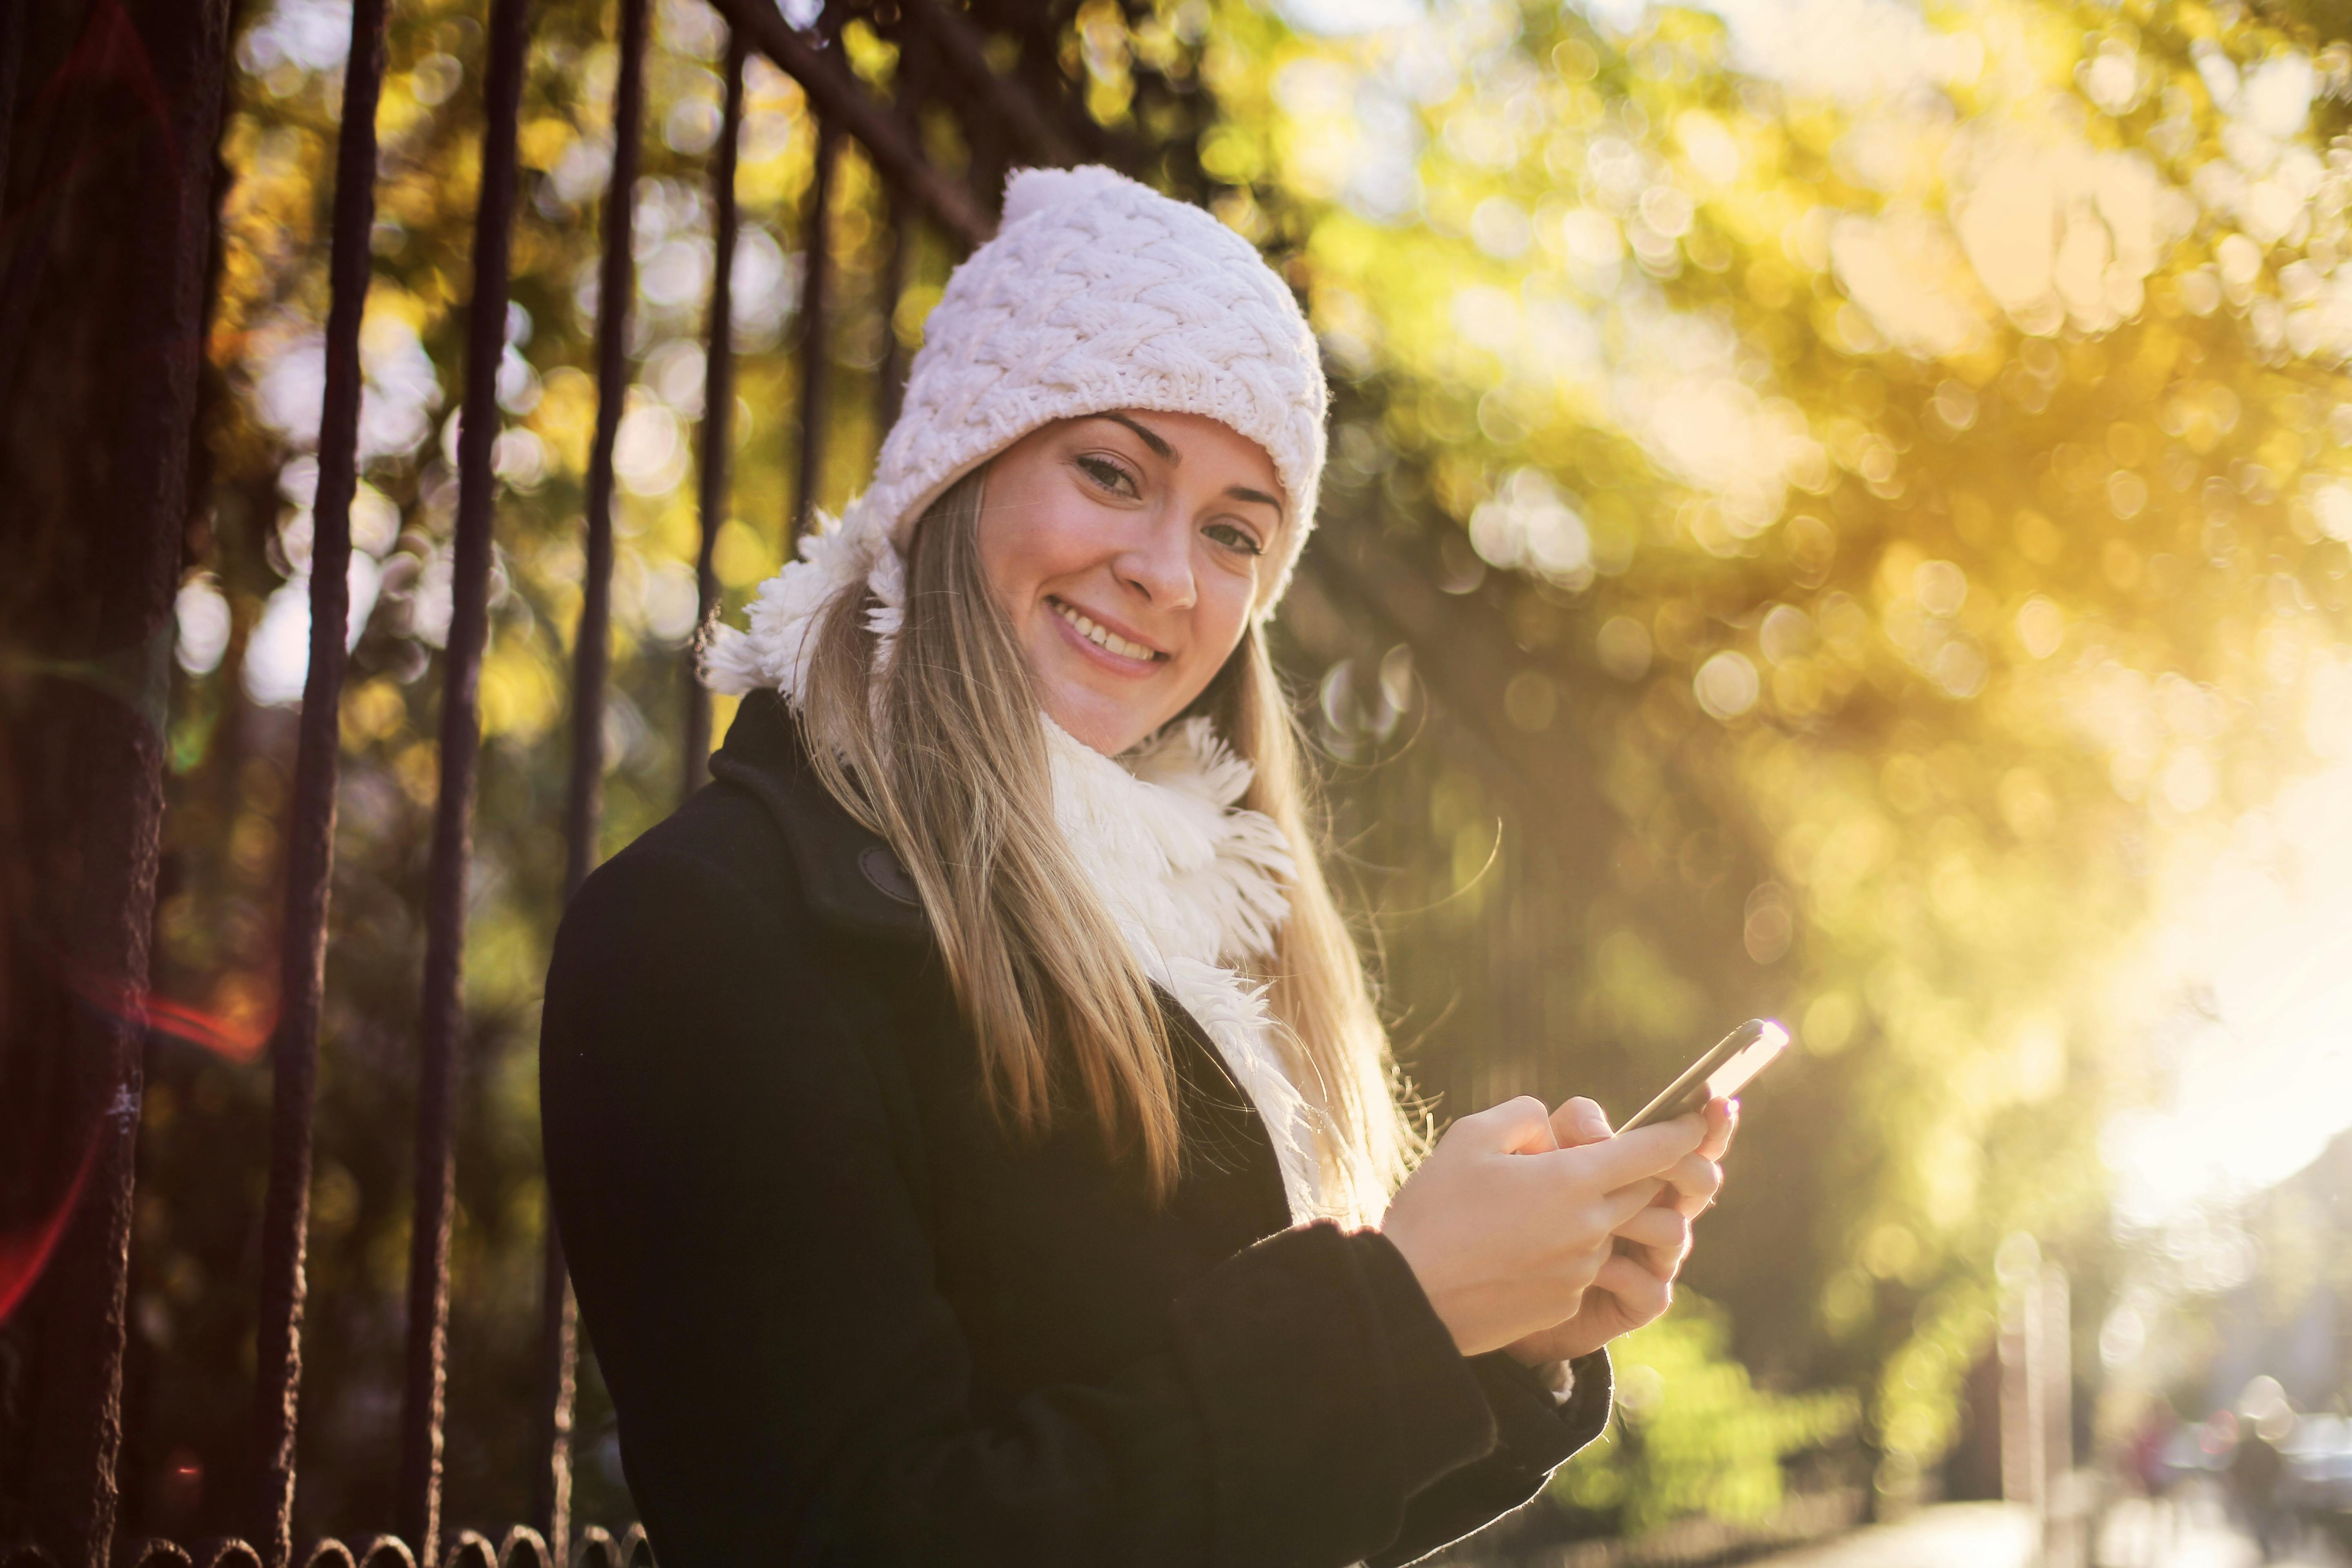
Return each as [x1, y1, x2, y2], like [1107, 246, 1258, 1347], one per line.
[874, 25, 923, 437]
[684, 32, 747, 796]
[0, 1, 22, 209]
[534, 0, 651, 1553]
[396, 0, 532, 1557]
[248, 0, 388, 1559]
[793, 111, 839, 546]
[7, 2, 236, 1564]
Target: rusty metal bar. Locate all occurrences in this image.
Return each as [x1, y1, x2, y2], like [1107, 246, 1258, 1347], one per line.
[0, 0, 23, 208]
[6, 1, 234, 1562]
[248, 0, 387, 1562]
[873, 24, 926, 436]
[532, 0, 651, 1550]
[684, 30, 747, 797]
[877, 183, 912, 432]
[398, 0, 532, 1559]
[561, 0, 644, 902]
[895, 0, 1072, 168]
[792, 111, 840, 547]
[700, 0, 992, 246]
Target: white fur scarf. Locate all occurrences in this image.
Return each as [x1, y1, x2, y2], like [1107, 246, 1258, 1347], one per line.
[702, 506, 1336, 1225]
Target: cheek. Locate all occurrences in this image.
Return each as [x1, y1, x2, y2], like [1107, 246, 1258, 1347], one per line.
[977, 485, 1109, 603]
[1191, 568, 1256, 658]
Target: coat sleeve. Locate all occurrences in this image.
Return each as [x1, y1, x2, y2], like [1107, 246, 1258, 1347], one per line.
[1368, 1349, 1613, 1566]
[540, 844, 1509, 1568]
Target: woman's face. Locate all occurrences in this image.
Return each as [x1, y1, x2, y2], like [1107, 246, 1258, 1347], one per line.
[976, 409, 1286, 755]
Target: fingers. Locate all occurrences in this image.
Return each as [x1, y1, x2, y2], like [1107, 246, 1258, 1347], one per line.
[1458, 1094, 1560, 1155]
[1697, 1096, 1739, 1161]
[1614, 1205, 1691, 1267]
[1566, 1114, 1707, 1189]
[1659, 1149, 1725, 1218]
[1593, 1252, 1673, 1326]
[1596, 1176, 1666, 1231]
[1550, 1096, 1613, 1148]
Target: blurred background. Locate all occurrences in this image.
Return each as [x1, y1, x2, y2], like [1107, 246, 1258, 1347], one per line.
[4, 0, 2351, 1563]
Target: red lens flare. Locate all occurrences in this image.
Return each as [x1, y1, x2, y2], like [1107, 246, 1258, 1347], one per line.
[0, 965, 277, 1325]
[0, 1131, 99, 1328]
[65, 961, 276, 1065]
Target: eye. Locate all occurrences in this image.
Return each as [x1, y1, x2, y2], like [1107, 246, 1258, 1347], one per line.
[1075, 454, 1139, 498]
[1204, 520, 1265, 557]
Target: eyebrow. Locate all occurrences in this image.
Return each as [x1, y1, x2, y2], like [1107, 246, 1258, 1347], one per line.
[1100, 411, 1177, 463]
[1096, 412, 1286, 519]
[1223, 485, 1284, 517]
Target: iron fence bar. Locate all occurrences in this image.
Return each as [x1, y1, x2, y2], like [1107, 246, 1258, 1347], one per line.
[248, 0, 388, 1560]
[894, 0, 1073, 168]
[791, 110, 839, 548]
[876, 178, 912, 432]
[0, 0, 22, 208]
[533, 0, 653, 1549]
[683, 29, 747, 798]
[10, 2, 235, 1561]
[699, 0, 991, 246]
[398, 0, 533, 1558]
[873, 22, 927, 436]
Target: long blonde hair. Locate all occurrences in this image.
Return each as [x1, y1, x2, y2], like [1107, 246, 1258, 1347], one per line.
[798, 465, 1421, 1217]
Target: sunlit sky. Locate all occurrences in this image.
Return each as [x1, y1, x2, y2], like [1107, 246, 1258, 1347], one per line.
[2104, 752, 2352, 1228]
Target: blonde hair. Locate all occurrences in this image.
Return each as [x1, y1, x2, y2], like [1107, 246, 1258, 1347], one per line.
[798, 465, 1421, 1217]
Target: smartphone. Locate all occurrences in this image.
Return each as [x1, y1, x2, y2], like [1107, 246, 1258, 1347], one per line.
[1617, 1018, 1789, 1133]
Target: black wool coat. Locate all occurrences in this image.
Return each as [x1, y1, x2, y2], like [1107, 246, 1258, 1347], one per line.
[539, 688, 1613, 1568]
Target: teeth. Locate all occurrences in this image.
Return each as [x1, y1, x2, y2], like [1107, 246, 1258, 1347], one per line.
[1055, 600, 1159, 660]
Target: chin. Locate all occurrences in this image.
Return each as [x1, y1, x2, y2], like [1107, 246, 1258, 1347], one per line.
[1054, 708, 1142, 756]
[1042, 689, 1154, 756]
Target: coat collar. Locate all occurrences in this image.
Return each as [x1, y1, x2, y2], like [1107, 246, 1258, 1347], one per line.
[708, 688, 1343, 1225]
[705, 687, 1295, 1225]
[707, 690, 930, 945]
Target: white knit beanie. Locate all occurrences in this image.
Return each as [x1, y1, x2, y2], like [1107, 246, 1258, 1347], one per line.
[703, 165, 1329, 699]
[861, 163, 1330, 610]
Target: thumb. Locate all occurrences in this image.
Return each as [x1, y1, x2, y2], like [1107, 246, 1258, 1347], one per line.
[1551, 1096, 1613, 1148]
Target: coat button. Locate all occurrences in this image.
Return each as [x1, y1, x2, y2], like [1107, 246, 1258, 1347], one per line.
[859, 844, 920, 905]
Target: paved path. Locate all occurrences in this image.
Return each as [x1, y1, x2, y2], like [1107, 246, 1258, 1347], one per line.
[2094, 1490, 2337, 1568]
[1746, 1502, 2038, 1568]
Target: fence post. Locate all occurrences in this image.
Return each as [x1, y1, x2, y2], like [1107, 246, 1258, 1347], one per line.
[534, 0, 652, 1553]
[249, 0, 388, 1561]
[0, 1, 234, 1562]
[683, 30, 747, 797]
[873, 21, 926, 437]
[792, 109, 839, 549]
[398, 0, 533, 1560]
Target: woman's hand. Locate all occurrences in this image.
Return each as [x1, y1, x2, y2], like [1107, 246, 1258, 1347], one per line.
[1379, 1096, 1710, 1359]
[1497, 1096, 1739, 1365]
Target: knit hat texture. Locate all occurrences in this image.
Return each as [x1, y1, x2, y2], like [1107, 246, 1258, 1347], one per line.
[846, 163, 1330, 614]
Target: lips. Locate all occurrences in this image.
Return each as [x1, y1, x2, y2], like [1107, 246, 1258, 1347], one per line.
[1050, 597, 1165, 662]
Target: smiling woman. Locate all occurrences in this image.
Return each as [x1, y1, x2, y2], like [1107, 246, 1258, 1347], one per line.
[538, 164, 1733, 1567]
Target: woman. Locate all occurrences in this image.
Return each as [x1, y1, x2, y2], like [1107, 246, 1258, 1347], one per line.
[541, 165, 1735, 1567]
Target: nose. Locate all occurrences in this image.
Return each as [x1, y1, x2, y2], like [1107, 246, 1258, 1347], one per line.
[1113, 511, 1196, 610]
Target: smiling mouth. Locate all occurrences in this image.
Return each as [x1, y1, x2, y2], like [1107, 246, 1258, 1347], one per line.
[1050, 597, 1166, 662]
